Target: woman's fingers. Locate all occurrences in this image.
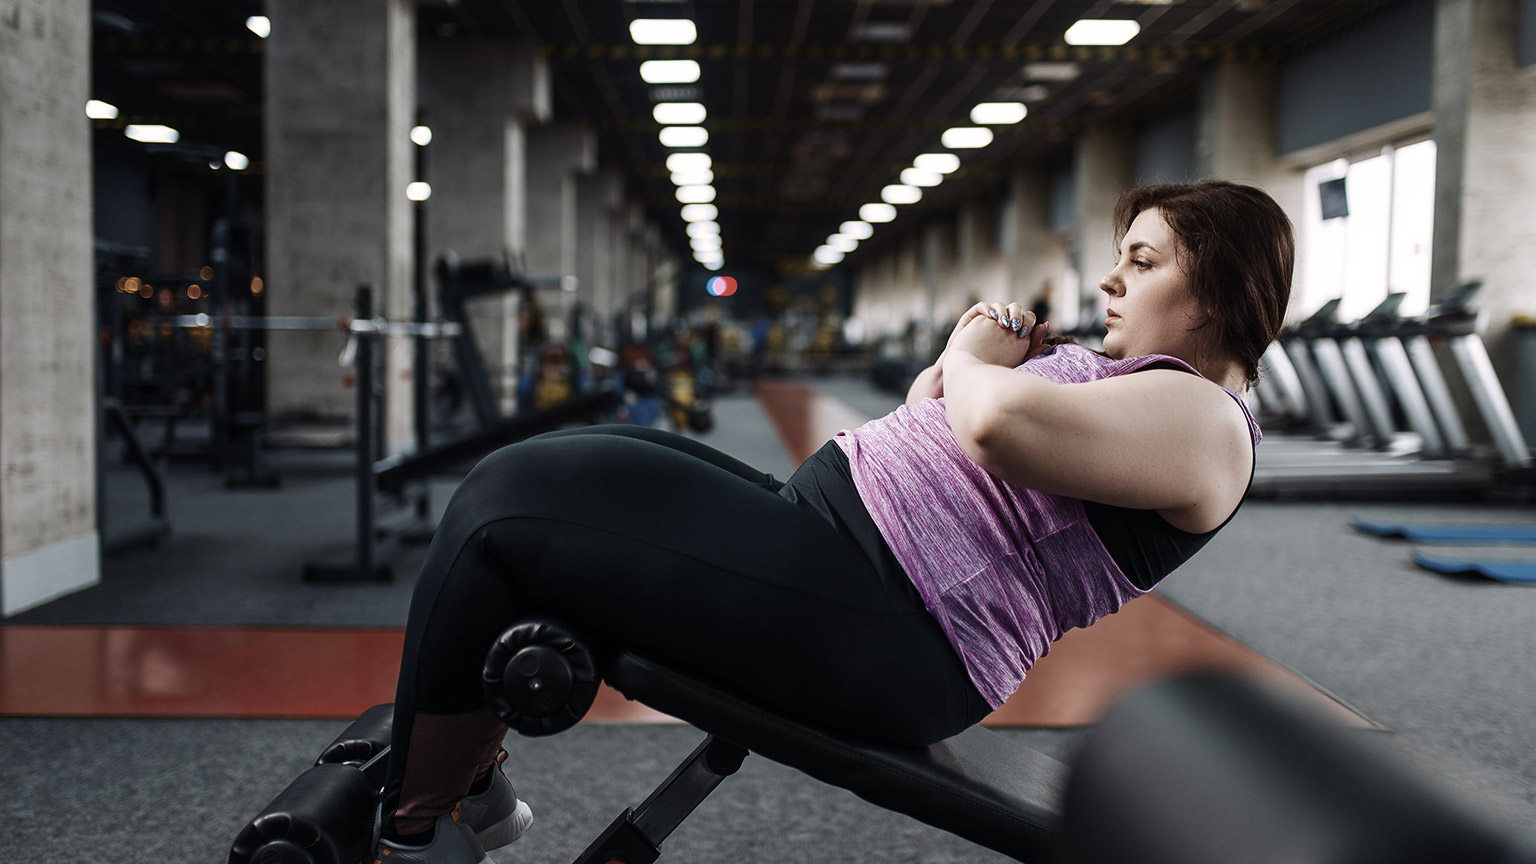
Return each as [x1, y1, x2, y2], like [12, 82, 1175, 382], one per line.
[975, 302, 1041, 339]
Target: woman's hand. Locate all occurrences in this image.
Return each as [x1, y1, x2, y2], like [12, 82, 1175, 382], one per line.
[907, 302, 1047, 404]
[945, 302, 1047, 370]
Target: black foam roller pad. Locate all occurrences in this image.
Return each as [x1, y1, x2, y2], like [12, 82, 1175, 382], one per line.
[1061, 674, 1522, 864]
[482, 619, 600, 737]
[228, 763, 376, 864]
[317, 702, 394, 766]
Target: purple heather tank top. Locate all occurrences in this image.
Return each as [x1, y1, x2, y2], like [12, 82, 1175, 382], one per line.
[833, 344, 1261, 708]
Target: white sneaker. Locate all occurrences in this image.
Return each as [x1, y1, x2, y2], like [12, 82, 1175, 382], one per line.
[373, 805, 490, 864]
[458, 750, 534, 851]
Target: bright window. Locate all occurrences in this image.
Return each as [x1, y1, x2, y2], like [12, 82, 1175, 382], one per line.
[1300, 138, 1436, 321]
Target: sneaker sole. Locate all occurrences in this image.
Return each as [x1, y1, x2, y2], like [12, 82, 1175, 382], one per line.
[473, 799, 533, 851]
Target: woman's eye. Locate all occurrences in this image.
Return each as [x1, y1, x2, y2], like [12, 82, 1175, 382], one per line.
[1132, 259, 1151, 271]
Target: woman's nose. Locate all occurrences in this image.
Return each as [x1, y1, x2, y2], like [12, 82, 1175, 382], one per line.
[1099, 271, 1122, 296]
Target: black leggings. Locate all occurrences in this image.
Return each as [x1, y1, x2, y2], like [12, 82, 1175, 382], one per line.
[382, 425, 986, 829]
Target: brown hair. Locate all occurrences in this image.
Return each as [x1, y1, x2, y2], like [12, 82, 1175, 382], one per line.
[1112, 181, 1294, 385]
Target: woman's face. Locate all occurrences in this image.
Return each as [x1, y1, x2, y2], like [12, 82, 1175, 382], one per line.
[1098, 207, 1208, 364]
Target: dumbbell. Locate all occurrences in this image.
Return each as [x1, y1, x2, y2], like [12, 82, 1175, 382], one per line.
[482, 618, 602, 737]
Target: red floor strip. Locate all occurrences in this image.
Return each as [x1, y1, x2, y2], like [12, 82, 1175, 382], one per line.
[0, 624, 678, 723]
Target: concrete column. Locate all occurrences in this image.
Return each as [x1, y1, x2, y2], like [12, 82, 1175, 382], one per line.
[1197, 60, 1281, 184]
[265, 0, 415, 448]
[575, 170, 624, 341]
[420, 39, 548, 266]
[919, 222, 945, 358]
[1006, 169, 1073, 322]
[419, 38, 549, 411]
[0, 0, 98, 615]
[525, 125, 597, 284]
[1432, 0, 1536, 389]
[1073, 124, 1136, 327]
[524, 125, 596, 340]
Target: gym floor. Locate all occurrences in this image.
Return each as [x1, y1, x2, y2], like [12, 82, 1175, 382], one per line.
[3, 374, 1535, 861]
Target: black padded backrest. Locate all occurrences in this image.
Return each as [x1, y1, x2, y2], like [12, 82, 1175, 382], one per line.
[606, 652, 1067, 863]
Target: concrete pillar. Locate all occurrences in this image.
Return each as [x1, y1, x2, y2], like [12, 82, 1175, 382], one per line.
[265, 0, 416, 451]
[1432, 0, 1536, 389]
[1006, 169, 1073, 322]
[525, 125, 596, 340]
[420, 39, 548, 266]
[1197, 60, 1281, 184]
[1073, 124, 1136, 328]
[525, 125, 597, 283]
[919, 222, 945, 358]
[419, 38, 549, 411]
[575, 170, 624, 342]
[0, 0, 98, 615]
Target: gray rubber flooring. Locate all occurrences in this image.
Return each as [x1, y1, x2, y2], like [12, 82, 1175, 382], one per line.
[5, 377, 1536, 860]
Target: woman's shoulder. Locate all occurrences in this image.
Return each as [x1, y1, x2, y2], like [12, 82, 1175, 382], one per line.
[1019, 342, 1118, 383]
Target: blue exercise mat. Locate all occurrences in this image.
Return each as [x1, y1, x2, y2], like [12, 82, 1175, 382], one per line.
[1411, 550, 1536, 584]
[1351, 517, 1536, 544]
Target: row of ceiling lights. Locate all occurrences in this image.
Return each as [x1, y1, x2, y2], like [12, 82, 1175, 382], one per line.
[627, 15, 1144, 275]
[626, 19, 726, 271]
[810, 18, 1143, 271]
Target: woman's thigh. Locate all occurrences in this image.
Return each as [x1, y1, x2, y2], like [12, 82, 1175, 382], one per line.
[403, 431, 975, 744]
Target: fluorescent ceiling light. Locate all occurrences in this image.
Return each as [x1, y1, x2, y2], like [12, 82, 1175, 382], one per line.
[828, 234, 858, 253]
[857, 22, 909, 42]
[830, 62, 887, 81]
[124, 124, 179, 144]
[224, 151, 250, 171]
[681, 204, 718, 222]
[86, 99, 118, 120]
[659, 126, 709, 147]
[839, 220, 873, 240]
[671, 168, 713, 186]
[1064, 19, 1141, 46]
[640, 59, 701, 84]
[703, 259, 724, 271]
[666, 152, 711, 173]
[245, 16, 270, 38]
[913, 153, 960, 174]
[410, 125, 432, 146]
[880, 184, 922, 205]
[406, 181, 432, 202]
[1023, 62, 1081, 82]
[653, 102, 707, 125]
[630, 19, 697, 45]
[940, 127, 993, 149]
[860, 203, 897, 223]
[813, 246, 846, 265]
[687, 221, 720, 239]
[971, 102, 1028, 125]
[900, 168, 943, 188]
[676, 185, 716, 203]
[691, 236, 722, 251]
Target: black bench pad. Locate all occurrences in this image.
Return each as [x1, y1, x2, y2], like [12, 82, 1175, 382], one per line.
[606, 652, 1067, 862]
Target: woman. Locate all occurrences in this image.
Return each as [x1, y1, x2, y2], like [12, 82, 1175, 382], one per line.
[374, 180, 1294, 863]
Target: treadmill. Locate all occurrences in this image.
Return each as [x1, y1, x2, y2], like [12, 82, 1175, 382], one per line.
[1252, 283, 1531, 499]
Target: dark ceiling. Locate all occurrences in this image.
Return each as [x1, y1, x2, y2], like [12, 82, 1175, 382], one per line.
[94, 0, 1401, 275]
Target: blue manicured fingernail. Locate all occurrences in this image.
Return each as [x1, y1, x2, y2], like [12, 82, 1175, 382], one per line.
[987, 310, 997, 319]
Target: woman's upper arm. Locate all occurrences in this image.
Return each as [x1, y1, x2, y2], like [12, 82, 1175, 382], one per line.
[963, 369, 1253, 516]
